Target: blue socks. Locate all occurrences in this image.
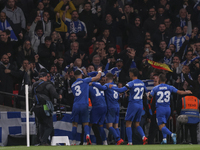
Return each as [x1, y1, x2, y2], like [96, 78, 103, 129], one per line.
[109, 127, 120, 142]
[126, 127, 132, 143]
[84, 125, 90, 136]
[100, 127, 106, 141]
[72, 127, 77, 141]
[136, 126, 145, 138]
[161, 126, 172, 135]
[115, 128, 120, 137]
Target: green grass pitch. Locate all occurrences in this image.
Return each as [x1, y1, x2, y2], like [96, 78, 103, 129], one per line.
[1, 145, 200, 150]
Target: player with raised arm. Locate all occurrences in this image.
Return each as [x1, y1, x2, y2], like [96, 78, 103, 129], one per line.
[71, 69, 102, 145]
[148, 74, 192, 144]
[109, 68, 148, 145]
[89, 81, 107, 145]
[92, 73, 124, 145]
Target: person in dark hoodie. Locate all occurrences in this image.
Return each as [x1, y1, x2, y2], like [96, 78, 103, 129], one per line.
[79, 2, 99, 40]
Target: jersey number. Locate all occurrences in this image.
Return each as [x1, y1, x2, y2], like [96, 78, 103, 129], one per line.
[93, 87, 101, 97]
[75, 85, 81, 96]
[113, 91, 118, 99]
[157, 91, 170, 103]
[134, 87, 144, 99]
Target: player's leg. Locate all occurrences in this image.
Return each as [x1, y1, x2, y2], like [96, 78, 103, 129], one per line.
[72, 122, 78, 145]
[126, 121, 133, 145]
[99, 107, 107, 145]
[71, 105, 79, 145]
[81, 105, 91, 145]
[106, 108, 121, 145]
[157, 107, 175, 144]
[133, 104, 148, 145]
[134, 122, 148, 144]
[114, 108, 120, 137]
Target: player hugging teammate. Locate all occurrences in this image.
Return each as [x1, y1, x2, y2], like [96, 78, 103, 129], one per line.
[70, 68, 191, 145]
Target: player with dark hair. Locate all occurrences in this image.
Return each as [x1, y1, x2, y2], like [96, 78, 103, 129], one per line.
[148, 73, 192, 144]
[92, 73, 124, 145]
[109, 68, 148, 145]
[71, 69, 101, 145]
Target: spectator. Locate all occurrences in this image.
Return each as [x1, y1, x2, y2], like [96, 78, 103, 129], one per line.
[91, 54, 104, 70]
[62, 9, 87, 38]
[16, 40, 36, 68]
[28, 2, 44, 23]
[168, 26, 185, 52]
[164, 18, 174, 36]
[54, 0, 76, 35]
[51, 31, 65, 56]
[174, 8, 189, 28]
[38, 36, 55, 70]
[97, 29, 115, 47]
[0, 11, 18, 41]
[65, 41, 86, 66]
[42, 0, 55, 20]
[127, 17, 145, 53]
[152, 23, 171, 51]
[2, 0, 26, 35]
[0, 54, 20, 107]
[65, 32, 78, 50]
[79, 2, 99, 40]
[143, 7, 162, 36]
[29, 16, 51, 53]
[159, 49, 173, 65]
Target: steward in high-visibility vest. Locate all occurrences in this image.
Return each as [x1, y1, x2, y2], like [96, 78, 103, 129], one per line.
[180, 96, 200, 124]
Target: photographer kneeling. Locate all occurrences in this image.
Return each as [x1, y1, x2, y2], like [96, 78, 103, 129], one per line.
[32, 69, 62, 145]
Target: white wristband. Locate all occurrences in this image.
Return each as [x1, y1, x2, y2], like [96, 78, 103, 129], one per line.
[98, 71, 102, 73]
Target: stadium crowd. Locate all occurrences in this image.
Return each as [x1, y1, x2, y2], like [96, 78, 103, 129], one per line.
[0, 0, 200, 145]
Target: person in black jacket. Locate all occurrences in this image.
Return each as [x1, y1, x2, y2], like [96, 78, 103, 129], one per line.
[0, 54, 21, 106]
[32, 69, 62, 145]
[79, 2, 99, 40]
[38, 36, 55, 70]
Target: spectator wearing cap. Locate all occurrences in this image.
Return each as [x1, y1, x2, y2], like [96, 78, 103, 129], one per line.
[54, 0, 76, 34]
[2, 0, 26, 36]
[38, 36, 55, 70]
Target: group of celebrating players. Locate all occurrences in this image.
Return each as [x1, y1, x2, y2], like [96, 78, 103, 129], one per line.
[70, 68, 192, 145]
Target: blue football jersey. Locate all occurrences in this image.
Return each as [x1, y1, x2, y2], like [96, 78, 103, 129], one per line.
[89, 82, 106, 107]
[150, 83, 178, 107]
[71, 77, 92, 105]
[126, 79, 147, 104]
[104, 82, 119, 109]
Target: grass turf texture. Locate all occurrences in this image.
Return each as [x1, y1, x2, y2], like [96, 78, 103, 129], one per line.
[1, 145, 200, 150]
